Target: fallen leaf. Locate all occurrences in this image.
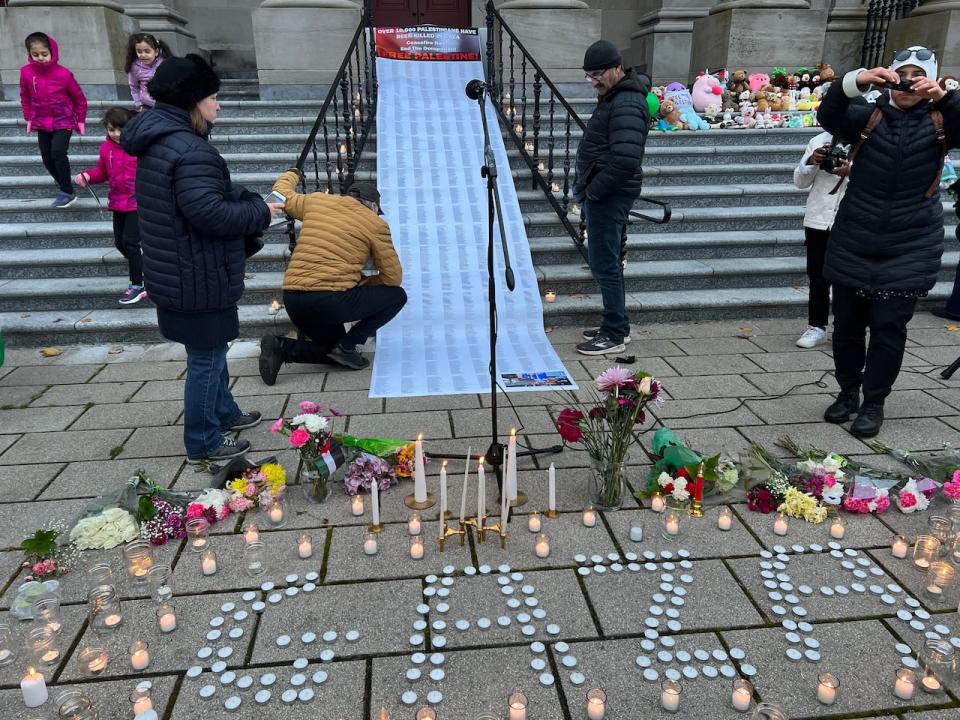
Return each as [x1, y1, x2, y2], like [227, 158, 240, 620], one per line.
[108, 346, 124, 354]
[80, 317, 92, 323]
[40, 347, 62, 357]
[739, 326, 753, 334]
[946, 325, 959, 332]
[20, 313, 30, 319]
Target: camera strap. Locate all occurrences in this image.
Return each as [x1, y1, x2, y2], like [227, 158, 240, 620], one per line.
[829, 107, 882, 195]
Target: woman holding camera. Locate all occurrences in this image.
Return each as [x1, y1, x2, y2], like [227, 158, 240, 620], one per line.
[817, 47, 960, 438]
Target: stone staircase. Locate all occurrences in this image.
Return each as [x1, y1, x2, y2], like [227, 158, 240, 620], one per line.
[0, 98, 956, 346]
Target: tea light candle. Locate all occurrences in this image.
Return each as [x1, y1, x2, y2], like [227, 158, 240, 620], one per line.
[816, 672, 838, 705]
[664, 515, 680, 536]
[718, 507, 733, 531]
[830, 517, 845, 540]
[39, 648, 60, 665]
[410, 536, 424, 560]
[104, 613, 122, 629]
[894, 668, 916, 700]
[544, 291, 556, 303]
[351, 495, 364, 516]
[582, 505, 597, 528]
[660, 680, 680, 713]
[913, 535, 940, 569]
[773, 513, 789, 536]
[630, 521, 644, 542]
[926, 561, 956, 599]
[130, 641, 150, 671]
[891, 535, 908, 558]
[191, 535, 207, 552]
[20, 667, 47, 708]
[528, 512, 542, 533]
[731, 678, 752, 712]
[508, 690, 528, 720]
[298, 533, 313, 559]
[157, 604, 177, 633]
[586, 688, 606, 719]
[244, 524, 259, 544]
[364, 532, 378, 556]
[268, 503, 284, 525]
[921, 672, 941, 693]
[408, 512, 422, 536]
[534, 533, 550, 558]
[200, 549, 217, 576]
[81, 647, 108, 675]
[650, 493, 665, 513]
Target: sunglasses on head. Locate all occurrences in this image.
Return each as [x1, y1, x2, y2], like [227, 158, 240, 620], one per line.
[893, 47, 934, 63]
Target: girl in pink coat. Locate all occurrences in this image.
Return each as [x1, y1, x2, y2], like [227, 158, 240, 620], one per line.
[126, 33, 172, 111]
[74, 108, 146, 305]
[19, 32, 87, 207]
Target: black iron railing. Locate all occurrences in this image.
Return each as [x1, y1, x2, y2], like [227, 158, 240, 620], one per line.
[485, 0, 668, 264]
[288, 18, 378, 250]
[860, 0, 920, 69]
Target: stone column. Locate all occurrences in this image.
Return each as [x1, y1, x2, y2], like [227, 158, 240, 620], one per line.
[0, 0, 138, 99]
[122, 1, 202, 58]
[253, 0, 362, 100]
[822, 0, 868, 73]
[688, 0, 828, 83]
[496, 0, 602, 87]
[886, 1, 960, 79]
[627, 0, 714, 85]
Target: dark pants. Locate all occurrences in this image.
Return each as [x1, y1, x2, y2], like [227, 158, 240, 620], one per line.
[584, 194, 635, 342]
[281, 285, 408, 364]
[944, 256, 960, 316]
[183, 343, 241, 457]
[804, 227, 831, 329]
[37, 129, 73, 195]
[112, 211, 142, 285]
[832, 284, 917, 406]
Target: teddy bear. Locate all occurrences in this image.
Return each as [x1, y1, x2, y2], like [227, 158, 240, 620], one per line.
[817, 63, 835, 86]
[727, 69, 749, 96]
[721, 90, 738, 111]
[738, 105, 757, 129]
[756, 93, 769, 113]
[656, 99, 684, 131]
[749, 72, 771, 94]
[703, 101, 723, 128]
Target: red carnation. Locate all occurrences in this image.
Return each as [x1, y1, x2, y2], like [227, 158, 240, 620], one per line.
[557, 408, 585, 443]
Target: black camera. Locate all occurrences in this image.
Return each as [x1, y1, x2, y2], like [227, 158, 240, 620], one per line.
[884, 78, 915, 92]
[819, 144, 849, 172]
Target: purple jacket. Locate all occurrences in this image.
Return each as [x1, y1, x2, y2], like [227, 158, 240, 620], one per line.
[81, 138, 138, 212]
[127, 55, 164, 109]
[19, 35, 87, 133]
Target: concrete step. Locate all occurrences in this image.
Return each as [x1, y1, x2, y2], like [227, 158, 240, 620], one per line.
[0, 99, 327, 119]
[0, 115, 321, 137]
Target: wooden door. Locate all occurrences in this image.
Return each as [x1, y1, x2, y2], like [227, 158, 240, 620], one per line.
[372, 0, 471, 27]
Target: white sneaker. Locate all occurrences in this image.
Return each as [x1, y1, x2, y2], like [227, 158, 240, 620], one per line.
[796, 326, 828, 349]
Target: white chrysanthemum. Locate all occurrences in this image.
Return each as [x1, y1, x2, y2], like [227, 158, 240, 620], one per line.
[292, 413, 328, 434]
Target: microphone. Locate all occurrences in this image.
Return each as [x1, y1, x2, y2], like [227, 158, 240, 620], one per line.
[465, 79, 488, 100]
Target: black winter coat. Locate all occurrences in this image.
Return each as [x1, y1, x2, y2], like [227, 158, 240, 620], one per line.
[121, 104, 270, 342]
[817, 81, 960, 292]
[573, 69, 649, 203]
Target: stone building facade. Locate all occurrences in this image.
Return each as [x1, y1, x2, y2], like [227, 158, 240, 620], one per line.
[0, 0, 957, 100]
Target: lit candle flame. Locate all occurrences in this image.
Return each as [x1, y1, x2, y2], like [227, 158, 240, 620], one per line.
[270, 299, 280, 312]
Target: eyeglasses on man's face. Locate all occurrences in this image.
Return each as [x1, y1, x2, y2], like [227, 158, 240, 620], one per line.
[585, 69, 608, 82]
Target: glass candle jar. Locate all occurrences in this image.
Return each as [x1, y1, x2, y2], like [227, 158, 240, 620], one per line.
[0, 623, 16, 667]
[244, 541, 266, 577]
[76, 645, 108, 677]
[88, 585, 123, 635]
[527, 512, 542, 533]
[587, 688, 607, 719]
[829, 516, 846, 540]
[660, 680, 680, 713]
[925, 561, 956, 602]
[928, 515, 953, 548]
[650, 492, 665, 513]
[893, 668, 916, 700]
[773, 512, 789, 536]
[913, 535, 941, 569]
[891, 534, 909, 558]
[921, 639, 955, 693]
[408, 512, 422, 536]
[630, 519, 644, 541]
[86, 562, 114, 590]
[123, 539, 155, 585]
[243, 522, 260, 544]
[156, 602, 177, 633]
[410, 535, 425, 560]
[364, 532, 378, 556]
[54, 688, 97, 720]
[33, 596, 62, 635]
[266, 498, 286, 528]
[582, 504, 597, 528]
[186, 517, 210, 553]
[717, 507, 733, 531]
[816, 672, 839, 705]
[731, 678, 753, 712]
[129, 640, 150, 671]
[507, 691, 528, 720]
[751, 703, 787, 720]
[661, 507, 682, 541]
[298, 533, 314, 559]
[415, 708, 437, 720]
[200, 548, 218, 576]
[146, 563, 172, 604]
[534, 532, 550, 558]
[28, 625, 61, 669]
[131, 682, 153, 714]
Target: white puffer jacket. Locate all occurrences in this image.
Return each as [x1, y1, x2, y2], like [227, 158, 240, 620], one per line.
[793, 131, 849, 231]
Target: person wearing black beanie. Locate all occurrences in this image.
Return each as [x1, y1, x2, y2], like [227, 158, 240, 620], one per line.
[121, 53, 286, 464]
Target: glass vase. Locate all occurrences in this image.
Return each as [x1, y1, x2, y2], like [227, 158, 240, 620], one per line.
[299, 459, 331, 504]
[588, 451, 628, 511]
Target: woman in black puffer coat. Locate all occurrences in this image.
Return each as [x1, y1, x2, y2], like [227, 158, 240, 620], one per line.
[121, 54, 284, 464]
[816, 47, 960, 439]
[931, 180, 960, 320]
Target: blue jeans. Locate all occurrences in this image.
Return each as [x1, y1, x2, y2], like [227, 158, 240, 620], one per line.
[183, 344, 241, 458]
[584, 195, 635, 342]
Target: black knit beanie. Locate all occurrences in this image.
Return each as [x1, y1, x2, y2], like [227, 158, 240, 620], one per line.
[582, 40, 621, 72]
[148, 54, 220, 109]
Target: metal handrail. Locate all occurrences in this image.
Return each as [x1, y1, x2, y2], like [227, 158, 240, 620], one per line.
[860, 0, 920, 69]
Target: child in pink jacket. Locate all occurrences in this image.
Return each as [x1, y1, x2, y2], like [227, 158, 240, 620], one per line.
[126, 33, 171, 110]
[74, 108, 146, 305]
[19, 32, 87, 207]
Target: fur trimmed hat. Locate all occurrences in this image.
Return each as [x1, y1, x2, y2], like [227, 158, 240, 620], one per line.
[147, 54, 220, 109]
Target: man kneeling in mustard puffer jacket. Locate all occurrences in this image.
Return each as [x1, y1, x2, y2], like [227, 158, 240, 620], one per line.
[258, 169, 406, 381]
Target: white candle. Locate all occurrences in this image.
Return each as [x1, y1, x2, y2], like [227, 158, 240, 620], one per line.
[133, 695, 153, 714]
[500, 482, 509, 532]
[364, 536, 378, 556]
[508, 702, 526, 720]
[414, 434, 427, 503]
[440, 461, 448, 519]
[87, 653, 108, 673]
[460, 447, 472, 524]
[922, 674, 941, 692]
[892, 536, 908, 558]
[894, 669, 916, 700]
[351, 495, 364, 516]
[191, 536, 207, 551]
[20, 667, 47, 708]
[201, 550, 217, 576]
[268, 504, 284, 524]
[410, 537, 424, 560]
[130, 643, 150, 671]
[547, 463, 556, 513]
[477, 459, 486, 526]
[916, 558, 931, 569]
[534, 534, 550, 558]
[371, 476, 381, 526]
[135, 711, 159, 720]
[732, 686, 751, 712]
[158, 610, 176, 633]
[830, 518, 845, 540]
[528, 512, 542, 533]
[244, 524, 259, 544]
[773, 515, 788, 536]
[408, 513, 422, 536]
[40, 648, 59, 665]
[630, 523, 644, 542]
[926, 584, 943, 596]
[506, 429, 518, 501]
[718, 508, 732, 531]
[665, 516, 680, 536]
[104, 613, 122, 629]
[298, 535, 313, 559]
[651, 493, 665, 513]
[582, 506, 597, 528]
[816, 674, 838, 705]
[587, 697, 605, 720]
[661, 686, 680, 712]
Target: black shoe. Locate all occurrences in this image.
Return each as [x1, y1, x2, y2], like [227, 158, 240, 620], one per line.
[823, 391, 860, 423]
[225, 411, 261, 431]
[326, 343, 370, 370]
[931, 307, 960, 321]
[187, 435, 250, 464]
[576, 334, 626, 356]
[259, 334, 283, 386]
[850, 404, 884, 438]
[582, 327, 632, 344]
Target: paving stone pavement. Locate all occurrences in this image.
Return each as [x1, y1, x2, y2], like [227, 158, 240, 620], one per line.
[0, 317, 959, 718]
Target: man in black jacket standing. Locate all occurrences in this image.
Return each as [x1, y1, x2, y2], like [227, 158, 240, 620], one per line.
[572, 40, 649, 356]
[817, 47, 960, 438]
